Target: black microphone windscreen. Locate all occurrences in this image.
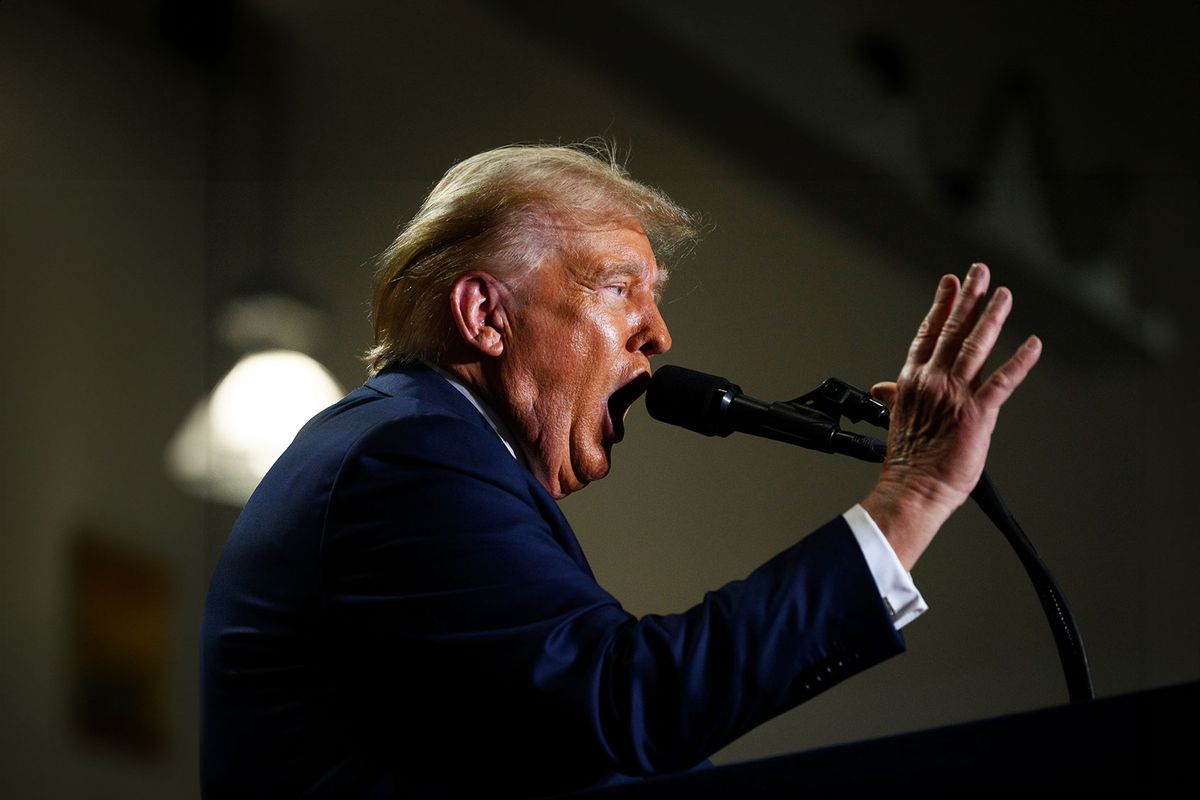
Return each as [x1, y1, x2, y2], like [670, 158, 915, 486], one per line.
[646, 365, 739, 436]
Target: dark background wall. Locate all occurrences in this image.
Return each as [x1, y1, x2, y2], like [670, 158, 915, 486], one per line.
[2, 1, 1196, 796]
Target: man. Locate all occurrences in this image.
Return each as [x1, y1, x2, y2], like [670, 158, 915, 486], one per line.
[201, 143, 1040, 798]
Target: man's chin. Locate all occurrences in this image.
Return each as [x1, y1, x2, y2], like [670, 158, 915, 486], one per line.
[556, 451, 610, 498]
[533, 438, 614, 498]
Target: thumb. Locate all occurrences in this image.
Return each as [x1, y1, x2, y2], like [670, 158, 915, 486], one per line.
[870, 381, 898, 409]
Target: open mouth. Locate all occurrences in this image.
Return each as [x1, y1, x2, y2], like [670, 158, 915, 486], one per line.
[606, 372, 651, 444]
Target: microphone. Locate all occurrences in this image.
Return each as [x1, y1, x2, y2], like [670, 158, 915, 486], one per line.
[645, 365, 887, 463]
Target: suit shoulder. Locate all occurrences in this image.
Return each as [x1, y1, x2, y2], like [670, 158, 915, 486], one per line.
[323, 389, 513, 472]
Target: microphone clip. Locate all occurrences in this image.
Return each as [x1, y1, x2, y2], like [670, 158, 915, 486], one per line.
[787, 378, 891, 430]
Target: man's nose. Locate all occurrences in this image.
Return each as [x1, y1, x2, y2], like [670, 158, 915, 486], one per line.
[635, 303, 672, 356]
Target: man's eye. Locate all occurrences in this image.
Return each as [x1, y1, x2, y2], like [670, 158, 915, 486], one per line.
[606, 284, 627, 297]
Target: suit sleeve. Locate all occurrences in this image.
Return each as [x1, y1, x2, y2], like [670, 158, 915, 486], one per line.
[320, 411, 905, 781]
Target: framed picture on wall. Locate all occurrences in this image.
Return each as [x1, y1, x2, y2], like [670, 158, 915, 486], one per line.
[69, 531, 170, 759]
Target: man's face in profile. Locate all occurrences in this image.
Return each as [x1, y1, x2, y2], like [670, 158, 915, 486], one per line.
[498, 221, 671, 498]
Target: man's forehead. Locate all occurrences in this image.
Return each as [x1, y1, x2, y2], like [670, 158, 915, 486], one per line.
[569, 224, 668, 285]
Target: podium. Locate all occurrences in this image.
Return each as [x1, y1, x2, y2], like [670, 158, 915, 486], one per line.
[566, 681, 1196, 797]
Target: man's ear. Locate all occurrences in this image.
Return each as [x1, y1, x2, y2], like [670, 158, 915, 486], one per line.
[449, 272, 507, 358]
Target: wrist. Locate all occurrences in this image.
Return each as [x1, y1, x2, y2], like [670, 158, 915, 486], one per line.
[861, 478, 955, 571]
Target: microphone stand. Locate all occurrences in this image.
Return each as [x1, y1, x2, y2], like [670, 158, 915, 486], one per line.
[790, 379, 1095, 704]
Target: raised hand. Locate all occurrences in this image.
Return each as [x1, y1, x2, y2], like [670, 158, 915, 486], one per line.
[861, 263, 1041, 571]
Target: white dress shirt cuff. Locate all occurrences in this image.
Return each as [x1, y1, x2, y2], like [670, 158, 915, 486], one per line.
[842, 503, 928, 630]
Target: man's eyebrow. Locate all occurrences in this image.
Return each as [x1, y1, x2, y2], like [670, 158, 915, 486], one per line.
[652, 267, 670, 301]
[596, 261, 671, 301]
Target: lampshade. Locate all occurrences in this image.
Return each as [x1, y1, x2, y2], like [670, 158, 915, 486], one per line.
[166, 349, 344, 506]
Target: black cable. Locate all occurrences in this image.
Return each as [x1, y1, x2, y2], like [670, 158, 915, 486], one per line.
[969, 471, 1095, 703]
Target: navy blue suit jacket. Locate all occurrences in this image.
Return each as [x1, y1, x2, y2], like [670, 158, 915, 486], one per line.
[201, 364, 905, 798]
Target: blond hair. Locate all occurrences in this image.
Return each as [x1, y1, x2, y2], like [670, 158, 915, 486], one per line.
[364, 141, 700, 374]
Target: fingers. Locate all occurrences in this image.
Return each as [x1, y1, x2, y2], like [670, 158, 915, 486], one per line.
[907, 274, 959, 366]
[952, 286, 1012, 382]
[905, 262, 1038, 408]
[930, 263, 991, 371]
[975, 335, 1042, 410]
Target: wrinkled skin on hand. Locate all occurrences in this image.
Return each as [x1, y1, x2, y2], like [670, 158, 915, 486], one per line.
[861, 263, 1041, 571]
